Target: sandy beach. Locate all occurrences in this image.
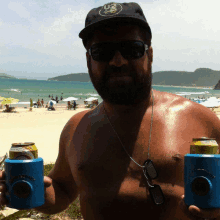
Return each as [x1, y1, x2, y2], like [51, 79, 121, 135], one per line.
[1, 103, 220, 165]
[0, 103, 88, 164]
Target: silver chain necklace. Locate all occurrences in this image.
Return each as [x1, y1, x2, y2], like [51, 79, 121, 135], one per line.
[103, 91, 154, 168]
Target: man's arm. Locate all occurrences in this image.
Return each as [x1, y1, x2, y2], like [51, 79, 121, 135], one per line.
[35, 113, 84, 214]
[178, 101, 220, 219]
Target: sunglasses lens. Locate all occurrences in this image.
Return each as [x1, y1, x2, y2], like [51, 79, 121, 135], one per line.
[90, 41, 145, 61]
[121, 41, 144, 59]
[149, 185, 165, 205]
[144, 159, 158, 180]
[91, 43, 114, 61]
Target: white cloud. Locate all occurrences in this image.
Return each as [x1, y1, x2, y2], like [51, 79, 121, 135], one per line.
[138, 0, 220, 72]
[38, 3, 90, 44]
[8, 2, 30, 19]
[141, 0, 220, 41]
[1, 0, 220, 78]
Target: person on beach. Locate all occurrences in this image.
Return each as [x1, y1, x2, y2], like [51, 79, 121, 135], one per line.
[1, 2, 220, 220]
[37, 99, 41, 108]
[47, 100, 55, 111]
[73, 100, 76, 110]
[29, 98, 33, 111]
[41, 99, 44, 108]
[67, 101, 71, 110]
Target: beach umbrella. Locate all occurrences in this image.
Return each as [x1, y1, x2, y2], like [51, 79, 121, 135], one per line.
[200, 98, 220, 108]
[85, 97, 98, 101]
[207, 97, 220, 101]
[201, 102, 220, 108]
[11, 99, 19, 104]
[1, 98, 19, 105]
[49, 100, 57, 105]
[63, 97, 78, 101]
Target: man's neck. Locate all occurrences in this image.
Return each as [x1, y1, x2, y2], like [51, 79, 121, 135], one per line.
[102, 90, 153, 121]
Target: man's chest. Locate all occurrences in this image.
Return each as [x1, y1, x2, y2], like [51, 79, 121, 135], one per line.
[67, 122, 191, 192]
[67, 105, 212, 189]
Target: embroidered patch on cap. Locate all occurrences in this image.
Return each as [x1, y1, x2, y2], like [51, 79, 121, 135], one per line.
[99, 2, 122, 17]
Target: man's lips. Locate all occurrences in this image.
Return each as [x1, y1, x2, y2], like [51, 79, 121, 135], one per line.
[106, 75, 133, 85]
[107, 72, 132, 78]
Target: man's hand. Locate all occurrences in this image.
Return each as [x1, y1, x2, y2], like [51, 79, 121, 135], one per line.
[0, 171, 7, 207]
[179, 195, 220, 220]
[0, 170, 52, 207]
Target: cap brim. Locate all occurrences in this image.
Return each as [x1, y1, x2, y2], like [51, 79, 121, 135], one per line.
[79, 16, 151, 40]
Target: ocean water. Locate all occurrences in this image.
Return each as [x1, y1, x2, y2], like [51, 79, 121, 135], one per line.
[0, 78, 220, 106]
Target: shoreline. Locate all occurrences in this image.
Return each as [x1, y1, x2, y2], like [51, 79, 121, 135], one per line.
[152, 84, 213, 89]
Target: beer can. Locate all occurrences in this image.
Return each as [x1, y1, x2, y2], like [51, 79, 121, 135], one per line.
[9, 142, 38, 160]
[190, 137, 219, 154]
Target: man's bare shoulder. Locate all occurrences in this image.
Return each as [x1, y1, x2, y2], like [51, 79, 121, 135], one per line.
[154, 90, 220, 138]
[154, 90, 218, 115]
[62, 106, 104, 138]
[67, 109, 91, 125]
[62, 109, 92, 137]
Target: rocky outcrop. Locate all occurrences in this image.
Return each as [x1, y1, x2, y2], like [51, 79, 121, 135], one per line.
[214, 80, 220, 90]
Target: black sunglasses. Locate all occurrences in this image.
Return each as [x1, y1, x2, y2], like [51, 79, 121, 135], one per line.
[143, 159, 165, 205]
[88, 40, 148, 62]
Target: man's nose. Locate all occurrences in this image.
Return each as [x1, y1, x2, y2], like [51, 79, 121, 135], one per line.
[109, 50, 128, 67]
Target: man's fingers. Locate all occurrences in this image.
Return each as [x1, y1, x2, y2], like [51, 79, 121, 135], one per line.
[0, 171, 5, 179]
[0, 184, 6, 193]
[44, 176, 52, 188]
[189, 205, 218, 219]
[179, 196, 219, 219]
[0, 194, 8, 206]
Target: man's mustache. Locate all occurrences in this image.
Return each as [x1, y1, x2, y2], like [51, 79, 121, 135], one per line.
[105, 65, 131, 77]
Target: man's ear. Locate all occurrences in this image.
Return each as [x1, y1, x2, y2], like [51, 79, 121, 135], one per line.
[148, 46, 153, 63]
[86, 51, 90, 69]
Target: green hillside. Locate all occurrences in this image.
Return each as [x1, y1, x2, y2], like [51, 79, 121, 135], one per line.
[152, 68, 220, 87]
[47, 68, 220, 87]
[0, 73, 16, 79]
[48, 73, 90, 82]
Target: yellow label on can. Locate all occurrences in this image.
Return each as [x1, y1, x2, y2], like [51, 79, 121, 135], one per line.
[190, 138, 219, 154]
[10, 142, 38, 159]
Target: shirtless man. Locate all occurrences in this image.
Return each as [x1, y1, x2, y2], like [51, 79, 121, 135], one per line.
[1, 2, 220, 220]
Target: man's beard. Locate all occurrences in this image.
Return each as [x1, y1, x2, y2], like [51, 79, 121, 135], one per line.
[88, 58, 152, 105]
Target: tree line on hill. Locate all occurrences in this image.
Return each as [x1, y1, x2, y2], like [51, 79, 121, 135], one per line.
[152, 68, 220, 88]
[0, 73, 16, 79]
[47, 68, 220, 89]
[2, 68, 220, 89]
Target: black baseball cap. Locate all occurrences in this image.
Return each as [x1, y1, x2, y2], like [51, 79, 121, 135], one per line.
[79, 2, 152, 42]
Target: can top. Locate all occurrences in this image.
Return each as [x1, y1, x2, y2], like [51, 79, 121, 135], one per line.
[12, 142, 35, 147]
[192, 137, 216, 141]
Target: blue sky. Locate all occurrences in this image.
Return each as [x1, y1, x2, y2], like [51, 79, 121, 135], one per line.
[0, 0, 220, 80]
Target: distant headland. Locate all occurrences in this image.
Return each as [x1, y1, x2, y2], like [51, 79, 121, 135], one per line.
[152, 68, 220, 88]
[47, 68, 220, 88]
[2, 68, 220, 88]
[0, 73, 17, 79]
[47, 73, 90, 82]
